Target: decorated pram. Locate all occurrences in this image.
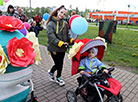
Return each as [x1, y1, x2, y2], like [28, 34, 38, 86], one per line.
[67, 38, 123, 102]
[0, 16, 41, 102]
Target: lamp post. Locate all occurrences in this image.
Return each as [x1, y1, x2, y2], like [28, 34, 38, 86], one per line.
[127, 4, 130, 24]
[126, 4, 130, 28]
[29, 0, 32, 17]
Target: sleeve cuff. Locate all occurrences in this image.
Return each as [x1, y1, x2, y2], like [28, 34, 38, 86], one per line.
[100, 65, 106, 70]
[70, 38, 74, 43]
[78, 66, 85, 70]
[58, 41, 64, 47]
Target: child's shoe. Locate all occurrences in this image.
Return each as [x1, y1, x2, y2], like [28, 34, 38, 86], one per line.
[56, 77, 65, 86]
[48, 70, 55, 81]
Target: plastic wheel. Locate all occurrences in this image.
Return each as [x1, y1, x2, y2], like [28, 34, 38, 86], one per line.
[106, 95, 122, 102]
[117, 94, 123, 102]
[66, 90, 77, 102]
[27, 97, 38, 102]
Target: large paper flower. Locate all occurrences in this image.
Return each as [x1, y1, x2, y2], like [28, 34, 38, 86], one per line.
[26, 32, 42, 65]
[0, 15, 24, 32]
[0, 45, 10, 74]
[68, 42, 84, 59]
[6, 37, 36, 67]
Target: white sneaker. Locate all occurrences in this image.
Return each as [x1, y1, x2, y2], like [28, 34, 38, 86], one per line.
[48, 70, 55, 81]
[56, 77, 65, 86]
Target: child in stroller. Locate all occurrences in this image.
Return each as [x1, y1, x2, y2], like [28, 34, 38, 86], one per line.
[78, 47, 109, 102]
[66, 38, 123, 102]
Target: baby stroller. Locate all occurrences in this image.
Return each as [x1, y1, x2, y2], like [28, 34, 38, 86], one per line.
[66, 38, 123, 102]
[0, 66, 38, 102]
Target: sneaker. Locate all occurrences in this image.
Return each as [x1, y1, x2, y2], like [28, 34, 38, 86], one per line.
[48, 70, 55, 81]
[56, 77, 65, 86]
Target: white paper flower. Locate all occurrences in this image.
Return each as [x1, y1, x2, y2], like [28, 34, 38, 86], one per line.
[26, 32, 42, 65]
[68, 42, 84, 59]
[0, 45, 10, 74]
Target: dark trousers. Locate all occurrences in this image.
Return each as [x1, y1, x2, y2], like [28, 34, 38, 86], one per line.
[36, 22, 40, 28]
[50, 52, 65, 78]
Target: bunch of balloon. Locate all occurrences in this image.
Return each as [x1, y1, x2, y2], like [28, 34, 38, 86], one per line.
[43, 13, 49, 21]
[23, 22, 30, 30]
[69, 15, 88, 35]
[43, 13, 49, 29]
[18, 22, 30, 36]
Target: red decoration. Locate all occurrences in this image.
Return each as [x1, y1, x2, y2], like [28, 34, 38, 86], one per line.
[69, 15, 81, 28]
[0, 15, 24, 32]
[0, 56, 2, 63]
[7, 37, 36, 67]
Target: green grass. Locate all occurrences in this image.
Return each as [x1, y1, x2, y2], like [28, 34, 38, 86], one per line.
[118, 24, 138, 29]
[38, 26, 138, 73]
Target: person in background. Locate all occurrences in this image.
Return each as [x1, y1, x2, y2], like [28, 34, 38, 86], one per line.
[29, 21, 43, 38]
[69, 11, 78, 39]
[16, 7, 26, 22]
[0, 10, 2, 16]
[46, 5, 74, 86]
[95, 18, 98, 26]
[42, 18, 46, 29]
[5, 5, 17, 17]
[34, 14, 41, 28]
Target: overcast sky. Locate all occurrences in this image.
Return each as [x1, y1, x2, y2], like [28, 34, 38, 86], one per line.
[1, 0, 138, 12]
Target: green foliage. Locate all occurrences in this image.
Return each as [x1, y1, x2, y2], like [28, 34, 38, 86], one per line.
[21, 7, 51, 18]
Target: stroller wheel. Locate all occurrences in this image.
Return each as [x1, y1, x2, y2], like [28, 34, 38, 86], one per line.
[27, 97, 38, 102]
[106, 95, 122, 102]
[66, 90, 77, 102]
[117, 94, 123, 102]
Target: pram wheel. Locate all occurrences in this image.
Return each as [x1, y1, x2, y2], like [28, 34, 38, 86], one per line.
[27, 97, 38, 102]
[106, 94, 123, 102]
[117, 94, 123, 102]
[66, 90, 77, 102]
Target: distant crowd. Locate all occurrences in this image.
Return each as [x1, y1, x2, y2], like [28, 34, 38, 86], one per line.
[0, 5, 44, 37]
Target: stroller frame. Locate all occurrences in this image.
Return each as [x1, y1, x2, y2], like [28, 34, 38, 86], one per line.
[66, 68, 123, 102]
[66, 38, 123, 102]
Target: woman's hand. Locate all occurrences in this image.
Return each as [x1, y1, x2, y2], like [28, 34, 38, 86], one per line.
[53, 52, 56, 55]
[103, 69, 109, 73]
[64, 42, 69, 45]
[63, 42, 69, 48]
[80, 70, 85, 74]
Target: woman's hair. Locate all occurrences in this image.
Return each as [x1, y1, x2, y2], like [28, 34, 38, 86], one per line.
[7, 5, 15, 14]
[46, 5, 66, 26]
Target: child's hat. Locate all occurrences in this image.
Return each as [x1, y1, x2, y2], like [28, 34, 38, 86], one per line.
[90, 48, 98, 56]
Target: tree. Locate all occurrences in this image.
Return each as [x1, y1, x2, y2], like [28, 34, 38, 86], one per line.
[75, 7, 79, 14]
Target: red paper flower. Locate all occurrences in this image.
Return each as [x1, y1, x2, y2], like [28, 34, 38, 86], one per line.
[6, 37, 36, 67]
[0, 15, 24, 32]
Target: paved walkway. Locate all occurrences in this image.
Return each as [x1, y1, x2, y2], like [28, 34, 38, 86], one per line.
[28, 45, 138, 102]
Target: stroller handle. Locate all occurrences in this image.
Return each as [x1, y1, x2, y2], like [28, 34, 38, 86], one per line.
[63, 43, 70, 49]
[83, 67, 115, 81]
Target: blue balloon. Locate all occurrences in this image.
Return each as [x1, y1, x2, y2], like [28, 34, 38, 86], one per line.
[43, 13, 50, 20]
[71, 17, 88, 35]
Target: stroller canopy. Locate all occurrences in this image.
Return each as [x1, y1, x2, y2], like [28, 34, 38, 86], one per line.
[71, 38, 105, 76]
